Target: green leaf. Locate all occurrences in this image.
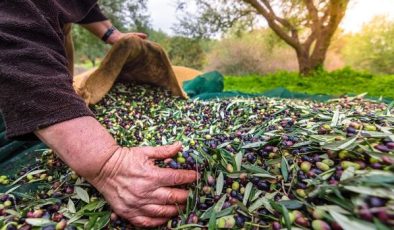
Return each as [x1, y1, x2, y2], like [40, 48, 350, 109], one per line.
[68, 200, 106, 224]
[356, 173, 394, 185]
[201, 206, 234, 221]
[322, 136, 358, 151]
[281, 157, 289, 182]
[243, 182, 253, 206]
[174, 224, 205, 230]
[242, 164, 270, 174]
[75, 186, 90, 203]
[373, 218, 392, 230]
[217, 142, 232, 149]
[186, 189, 194, 215]
[213, 195, 227, 213]
[217, 207, 234, 219]
[360, 131, 392, 138]
[278, 200, 303, 210]
[340, 167, 355, 181]
[249, 197, 269, 213]
[252, 173, 276, 179]
[10, 169, 46, 186]
[241, 141, 267, 149]
[329, 211, 375, 230]
[200, 206, 213, 220]
[281, 205, 292, 230]
[68, 199, 76, 214]
[331, 109, 340, 127]
[86, 215, 99, 230]
[316, 205, 350, 215]
[216, 172, 224, 196]
[343, 186, 394, 199]
[25, 218, 54, 227]
[271, 201, 291, 230]
[235, 152, 243, 172]
[5, 209, 21, 218]
[292, 141, 312, 148]
[208, 211, 217, 230]
[5, 185, 21, 194]
[94, 212, 111, 230]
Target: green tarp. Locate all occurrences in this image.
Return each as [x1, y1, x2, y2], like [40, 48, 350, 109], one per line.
[184, 71, 392, 103]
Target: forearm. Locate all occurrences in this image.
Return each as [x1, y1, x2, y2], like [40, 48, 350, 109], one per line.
[81, 20, 123, 45]
[35, 116, 119, 180]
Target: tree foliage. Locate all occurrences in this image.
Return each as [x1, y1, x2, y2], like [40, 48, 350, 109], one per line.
[168, 37, 206, 69]
[72, 0, 150, 66]
[175, 0, 350, 75]
[205, 29, 298, 75]
[342, 16, 394, 74]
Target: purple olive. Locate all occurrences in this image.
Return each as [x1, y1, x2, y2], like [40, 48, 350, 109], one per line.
[368, 197, 386, 207]
[375, 145, 390, 152]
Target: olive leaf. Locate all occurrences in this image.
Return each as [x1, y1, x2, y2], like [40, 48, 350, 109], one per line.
[277, 200, 303, 210]
[94, 212, 111, 230]
[243, 182, 253, 206]
[10, 169, 46, 186]
[235, 152, 243, 172]
[241, 141, 267, 149]
[25, 218, 54, 227]
[344, 186, 394, 199]
[215, 172, 224, 196]
[242, 164, 270, 174]
[75, 186, 90, 203]
[322, 136, 358, 151]
[340, 167, 356, 181]
[329, 211, 375, 230]
[68, 199, 76, 214]
[330, 109, 340, 127]
[208, 211, 217, 230]
[281, 157, 289, 182]
[213, 195, 227, 212]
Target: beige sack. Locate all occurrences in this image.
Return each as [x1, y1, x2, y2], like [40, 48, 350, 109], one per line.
[73, 35, 201, 105]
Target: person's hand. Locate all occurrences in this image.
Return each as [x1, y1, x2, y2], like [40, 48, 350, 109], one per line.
[35, 117, 197, 228]
[107, 30, 148, 45]
[88, 142, 198, 228]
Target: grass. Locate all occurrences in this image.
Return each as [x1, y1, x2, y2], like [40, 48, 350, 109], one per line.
[224, 68, 394, 99]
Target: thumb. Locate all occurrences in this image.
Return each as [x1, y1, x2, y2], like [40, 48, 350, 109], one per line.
[146, 142, 182, 159]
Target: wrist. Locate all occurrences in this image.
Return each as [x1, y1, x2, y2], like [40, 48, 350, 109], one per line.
[106, 30, 123, 45]
[35, 117, 120, 181]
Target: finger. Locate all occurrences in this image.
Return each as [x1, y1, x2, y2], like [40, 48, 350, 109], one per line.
[151, 187, 190, 205]
[145, 142, 182, 159]
[134, 32, 148, 39]
[142, 204, 185, 218]
[156, 168, 197, 187]
[131, 216, 169, 228]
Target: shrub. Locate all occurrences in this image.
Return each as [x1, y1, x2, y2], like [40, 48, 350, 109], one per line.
[204, 29, 298, 75]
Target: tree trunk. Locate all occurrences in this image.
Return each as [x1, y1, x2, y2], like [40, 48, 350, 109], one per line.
[295, 50, 317, 75]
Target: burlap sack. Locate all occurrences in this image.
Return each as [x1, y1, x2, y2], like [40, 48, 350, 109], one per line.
[73, 35, 198, 104]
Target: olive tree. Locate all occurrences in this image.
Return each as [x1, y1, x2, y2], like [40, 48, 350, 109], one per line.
[342, 16, 394, 74]
[175, 0, 350, 75]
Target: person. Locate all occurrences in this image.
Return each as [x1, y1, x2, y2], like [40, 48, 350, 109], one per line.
[0, 0, 197, 228]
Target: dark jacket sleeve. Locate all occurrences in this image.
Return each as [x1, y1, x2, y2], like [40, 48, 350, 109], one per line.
[77, 4, 108, 24]
[0, 2, 94, 141]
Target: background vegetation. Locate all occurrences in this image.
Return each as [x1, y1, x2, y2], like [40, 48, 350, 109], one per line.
[72, 0, 394, 99]
[225, 68, 394, 99]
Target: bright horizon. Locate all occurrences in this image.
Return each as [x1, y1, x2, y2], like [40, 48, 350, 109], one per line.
[147, 0, 394, 35]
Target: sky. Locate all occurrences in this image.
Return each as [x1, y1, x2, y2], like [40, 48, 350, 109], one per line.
[147, 0, 394, 35]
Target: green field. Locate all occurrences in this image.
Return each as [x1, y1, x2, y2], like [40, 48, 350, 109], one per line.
[224, 68, 394, 99]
